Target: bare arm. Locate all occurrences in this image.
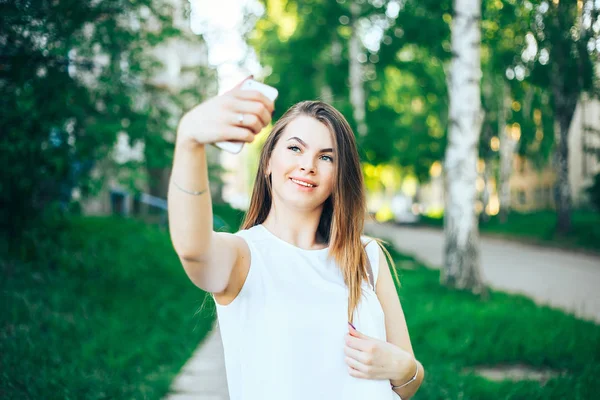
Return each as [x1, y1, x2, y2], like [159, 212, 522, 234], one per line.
[376, 246, 425, 399]
[167, 140, 235, 293]
[167, 79, 274, 293]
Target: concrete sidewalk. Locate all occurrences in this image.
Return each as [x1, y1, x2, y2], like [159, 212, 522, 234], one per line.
[365, 222, 600, 324]
[164, 321, 229, 400]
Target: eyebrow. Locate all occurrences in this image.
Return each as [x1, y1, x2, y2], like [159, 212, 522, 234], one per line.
[287, 136, 334, 153]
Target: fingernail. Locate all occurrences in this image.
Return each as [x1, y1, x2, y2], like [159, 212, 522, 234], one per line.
[348, 322, 356, 330]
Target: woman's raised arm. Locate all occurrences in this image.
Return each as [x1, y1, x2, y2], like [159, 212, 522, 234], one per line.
[167, 79, 274, 293]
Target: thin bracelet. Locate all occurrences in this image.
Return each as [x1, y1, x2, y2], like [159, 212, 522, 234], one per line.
[171, 180, 207, 196]
[391, 359, 419, 390]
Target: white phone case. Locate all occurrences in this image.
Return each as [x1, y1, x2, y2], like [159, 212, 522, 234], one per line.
[215, 80, 279, 154]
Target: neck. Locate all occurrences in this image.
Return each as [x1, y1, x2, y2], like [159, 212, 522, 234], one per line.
[262, 202, 327, 250]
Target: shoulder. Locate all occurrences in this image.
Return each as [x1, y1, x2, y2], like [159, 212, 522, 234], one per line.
[214, 225, 264, 265]
[361, 234, 383, 258]
[212, 226, 264, 306]
[361, 235, 387, 277]
[361, 235, 395, 286]
[234, 224, 276, 244]
[361, 234, 378, 248]
[212, 225, 258, 256]
[233, 224, 261, 240]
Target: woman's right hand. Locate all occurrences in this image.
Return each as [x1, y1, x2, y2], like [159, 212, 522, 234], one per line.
[176, 77, 275, 148]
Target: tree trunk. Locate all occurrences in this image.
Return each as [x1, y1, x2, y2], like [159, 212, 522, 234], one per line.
[479, 78, 493, 223]
[320, 35, 341, 103]
[148, 167, 170, 200]
[553, 101, 576, 233]
[550, 60, 579, 233]
[442, 0, 486, 295]
[480, 147, 492, 224]
[498, 79, 516, 223]
[349, 2, 367, 136]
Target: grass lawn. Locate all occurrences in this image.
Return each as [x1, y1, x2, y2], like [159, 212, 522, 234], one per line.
[420, 210, 600, 253]
[385, 244, 600, 399]
[1, 216, 219, 399]
[2, 207, 598, 399]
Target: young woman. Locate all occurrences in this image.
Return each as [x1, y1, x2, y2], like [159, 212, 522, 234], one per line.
[168, 78, 424, 399]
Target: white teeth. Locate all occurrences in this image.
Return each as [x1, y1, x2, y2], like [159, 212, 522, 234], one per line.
[291, 178, 315, 187]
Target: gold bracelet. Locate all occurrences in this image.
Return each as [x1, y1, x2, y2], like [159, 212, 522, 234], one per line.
[171, 180, 207, 196]
[391, 358, 419, 390]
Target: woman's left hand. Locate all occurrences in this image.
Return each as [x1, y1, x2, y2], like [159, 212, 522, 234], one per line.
[344, 323, 412, 380]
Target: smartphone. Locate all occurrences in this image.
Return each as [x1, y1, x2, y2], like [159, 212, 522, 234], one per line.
[215, 80, 279, 154]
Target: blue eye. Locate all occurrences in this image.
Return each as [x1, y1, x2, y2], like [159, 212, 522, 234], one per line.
[287, 145, 333, 162]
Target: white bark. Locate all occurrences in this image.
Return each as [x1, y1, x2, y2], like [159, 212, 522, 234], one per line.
[442, 0, 485, 293]
[554, 107, 575, 232]
[321, 37, 342, 103]
[349, 2, 367, 136]
[498, 80, 517, 220]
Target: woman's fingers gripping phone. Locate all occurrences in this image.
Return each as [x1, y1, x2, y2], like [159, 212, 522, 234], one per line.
[234, 100, 272, 129]
[226, 124, 256, 143]
[234, 89, 275, 114]
[232, 111, 263, 135]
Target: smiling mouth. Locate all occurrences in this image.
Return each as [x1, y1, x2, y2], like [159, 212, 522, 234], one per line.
[290, 178, 317, 188]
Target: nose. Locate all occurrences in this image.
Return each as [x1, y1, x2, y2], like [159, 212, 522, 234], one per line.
[299, 155, 316, 174]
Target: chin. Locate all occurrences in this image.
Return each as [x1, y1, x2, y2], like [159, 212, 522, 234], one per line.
[273, 186, 329, 211]
[290, 197, 328, 211]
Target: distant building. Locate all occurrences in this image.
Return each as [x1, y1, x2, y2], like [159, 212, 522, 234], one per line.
[508, 155, 556, 212]
[569, 93, 600, 207]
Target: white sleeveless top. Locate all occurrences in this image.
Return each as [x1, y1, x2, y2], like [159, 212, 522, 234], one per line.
[213, 224, 396, 400]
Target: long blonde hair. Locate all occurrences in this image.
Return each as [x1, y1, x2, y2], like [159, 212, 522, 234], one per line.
[241, 100, 398, 323]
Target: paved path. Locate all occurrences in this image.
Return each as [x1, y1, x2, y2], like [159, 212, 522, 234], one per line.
[365, 222, 600, 324]
[164, 321, 229, 400]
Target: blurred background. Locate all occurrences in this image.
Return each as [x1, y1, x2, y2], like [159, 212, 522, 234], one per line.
[1, 0, 599, 399]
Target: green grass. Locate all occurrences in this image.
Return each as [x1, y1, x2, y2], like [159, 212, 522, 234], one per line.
[385, 245, 600, 399]
[420, 210, 600, 253]
[1, 216, 217, 399]
[3, 208, 599, 399]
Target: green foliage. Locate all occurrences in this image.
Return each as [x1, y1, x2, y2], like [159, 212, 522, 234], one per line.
[251, 0, 599, 189]
[0, 0, 215, 240]
[251, 0, 452, 181]
[1, 216, 215, 399]
[524, 1, 598, 99]
[251, 0, 353, 117]
[367, 52, 448, 180]
[212, 203, 247, 232]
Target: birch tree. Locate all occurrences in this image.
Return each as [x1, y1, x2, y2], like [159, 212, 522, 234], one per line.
[349, 1, 367, 137]
[442, 0, 486, 293]
[498, 80, 517, 222]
